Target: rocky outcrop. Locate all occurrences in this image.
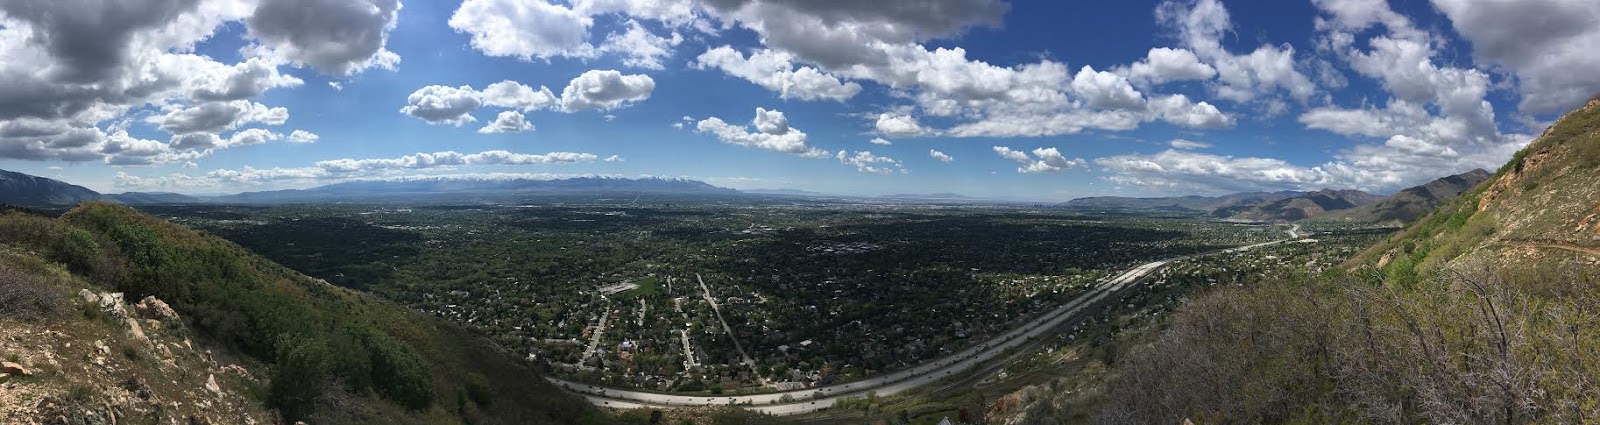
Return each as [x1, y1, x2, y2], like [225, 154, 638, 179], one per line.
[134, 296, 178, 321]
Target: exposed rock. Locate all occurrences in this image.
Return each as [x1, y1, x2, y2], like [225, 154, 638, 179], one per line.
[204, 374, 222, 398]
[1, 361, 30, 376]
[222, 364, 254, 382]
[134, 296, 178, 321]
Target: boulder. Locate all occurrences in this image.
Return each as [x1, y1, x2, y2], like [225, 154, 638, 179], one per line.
[204, 374, 223, 398]
[134, 296, 178, 321]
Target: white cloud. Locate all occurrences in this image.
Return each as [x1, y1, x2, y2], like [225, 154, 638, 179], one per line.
[559, 70, 656, 112]
[752, 107, 790, 134]
[875, 113, 931, 137]
[481, 80, 559, 111]
[598, 20, 683, 70]
[315, 150, 598, 173]
[1120, 47, 1217, 86]
[479, 111, 536, 134]
[695, 46, 861, 102]
[246, 0, 403, 75]
[994, 145, 1086, 173]
[1149, 94, 1234, 129]
[1169, 139, 1213, 150]
[868, 138, 892, 146]
[288, 130, 319, 143]
[400, 85, 482, 125]
[1071, 66, 1146, 111]
[929, 149, 953, 163]
[1096, 149, 1341, 192]
[836, 150, 906, 174]
[187, 57, 304, 102]
[224, 128, 282, 148]
[696, 107, 828, 158]
[1157, 0, 1319, 104]
[448, 0, 595, 61]
[604, 154, 624, 162]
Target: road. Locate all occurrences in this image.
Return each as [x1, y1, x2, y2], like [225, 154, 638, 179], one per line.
[696, 273, 767, 386]
[578, 309, 611, 367]
[552, 224, 1303, 415]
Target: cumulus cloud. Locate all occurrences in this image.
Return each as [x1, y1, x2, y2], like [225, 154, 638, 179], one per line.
[875, 113, 931, 137]
[696, 107, 828, 158]
[1096, 149, 1342, 192]
[1071, 66, 1146, 111]
[187, 57, 304, 102]
[993, 145, 1086, 173]
[224, 128, 282, 148]
[695, 46, 861, 102]
[1157, 0, 1319, 104]
[836, 150, 906, 174]
[1431, 0, 1600, 115]
[448, 0, 595, 61]
[288, 130, 319, 143]
[599, 20, 683, 70]
[479, 111, 536, 134]
[481, 80, 559, 111]
[315, 150, 598, 173]
[152, 101, 290, 135]
[559, 70, 656, 112]
[247, 0, 403, 75]
[1120, 47, 1217, 86]
[868, 138, 892, 146]
[698, 0, 1010, 69]
[400, 85, 483, 125]
[929, 149, 954, 163]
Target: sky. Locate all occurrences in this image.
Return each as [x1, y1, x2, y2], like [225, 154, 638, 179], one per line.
[1, 0, 1598, 201]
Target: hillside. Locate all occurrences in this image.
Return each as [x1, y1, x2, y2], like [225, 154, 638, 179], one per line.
[0, 203, 605, 424]
[1317, 169, 1491, 225]
[1018, 100, 1600, 424]
[1355, 98, 1600, 279]
[0, 169, 104, 206]
[1217, 189, 1381, 221]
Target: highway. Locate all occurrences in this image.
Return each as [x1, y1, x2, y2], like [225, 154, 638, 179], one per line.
[551, 224, 1302, 415]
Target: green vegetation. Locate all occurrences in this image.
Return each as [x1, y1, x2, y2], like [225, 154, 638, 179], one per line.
[1087, 100, 1600, 424]
[0, 203, 603, 424]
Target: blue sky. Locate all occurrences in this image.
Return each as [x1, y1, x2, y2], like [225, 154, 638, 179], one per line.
[2, 0, 1597, 200]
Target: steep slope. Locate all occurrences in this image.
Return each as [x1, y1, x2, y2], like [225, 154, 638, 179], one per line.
[1, 244, 276, 424]
[1222, 189, 1381, 221]
[0, 203, 603, 424]
[0, 169, 105, 206]
[1318, 169, 1491, 225]
[1354, 98, 1600, 279]
[1074, 100, 1600, 425]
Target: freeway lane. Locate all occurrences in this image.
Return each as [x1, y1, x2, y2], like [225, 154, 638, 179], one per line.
[552, 225, 1303, 415]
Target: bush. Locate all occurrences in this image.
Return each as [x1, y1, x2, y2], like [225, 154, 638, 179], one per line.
[0, 266, 63, 321]
[464, 372, 493, 406]
[361, 326, 435, 409]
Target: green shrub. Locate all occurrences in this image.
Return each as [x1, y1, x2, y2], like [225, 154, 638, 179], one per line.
[464, 372, 493, 406]
[361, 326, 434, 409]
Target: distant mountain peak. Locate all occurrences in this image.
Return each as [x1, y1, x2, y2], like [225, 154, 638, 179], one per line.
[0, 168, 106, 206]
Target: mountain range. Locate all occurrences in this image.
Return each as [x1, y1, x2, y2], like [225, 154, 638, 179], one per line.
[0, 174, 743, 206]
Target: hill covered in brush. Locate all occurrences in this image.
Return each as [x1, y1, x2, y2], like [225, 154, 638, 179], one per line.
[0, 203, 606, 424]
